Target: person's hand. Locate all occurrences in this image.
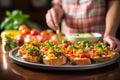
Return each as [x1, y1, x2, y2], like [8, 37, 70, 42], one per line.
[103, 35, 120, 52]
[46, 5, 64, 31]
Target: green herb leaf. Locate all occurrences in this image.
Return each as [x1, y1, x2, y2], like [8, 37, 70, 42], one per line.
[0, 10, 30, 31]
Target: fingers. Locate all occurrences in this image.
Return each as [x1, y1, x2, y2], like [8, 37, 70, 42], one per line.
[46, 10, 56, 31]
[103, 37, 113, 50]
[103, 36, 120, 52]
[51, 8, 59, 27]
[46, 7, 60, 31]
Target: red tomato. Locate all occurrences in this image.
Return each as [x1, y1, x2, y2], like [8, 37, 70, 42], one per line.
[48, 32, 55, 38]
[19, 25, 30, 35]
[40, 30, 48, 37]
[30, 29, 39, 36]
[19, 25, 29, 31]
[67, 51, 73, 55]
[62, 44, 68, 48]
[21, 29, 30, 35]
[70, 54, 75, 58]
[103, 52, 108, 56]
[50, 35, 57, 41]
[80, 55, 86, 58]
[80, 54, 90, 58]
[16, 34, 24, 46]
[30, 52, 36, 57]
[85, 54, 90, 58]
[37, 36, 48, 42]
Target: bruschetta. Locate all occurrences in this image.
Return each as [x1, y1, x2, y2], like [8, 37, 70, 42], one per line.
[69, 57, 91, 65]
[41, 40, 67, 65]
[18, 42, 42, 63]
[91, 42, 115, 62]
[43, 53, 67, 65]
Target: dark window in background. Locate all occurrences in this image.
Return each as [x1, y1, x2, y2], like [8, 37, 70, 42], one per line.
[0, 0, 52, 30]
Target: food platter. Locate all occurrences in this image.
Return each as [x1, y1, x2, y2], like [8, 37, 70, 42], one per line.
[66, 33, 102, 41]
[9, 47, 119, 71]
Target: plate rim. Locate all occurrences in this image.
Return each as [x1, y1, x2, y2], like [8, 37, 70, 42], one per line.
[9, 47, 119, 71]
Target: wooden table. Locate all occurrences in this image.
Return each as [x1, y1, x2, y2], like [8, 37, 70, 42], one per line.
[0, 42, 120, 80]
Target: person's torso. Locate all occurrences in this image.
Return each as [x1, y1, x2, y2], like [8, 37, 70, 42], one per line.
[61, 0, 106, 35]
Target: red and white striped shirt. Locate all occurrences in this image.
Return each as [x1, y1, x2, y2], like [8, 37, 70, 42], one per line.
[52, 0, 106, 35]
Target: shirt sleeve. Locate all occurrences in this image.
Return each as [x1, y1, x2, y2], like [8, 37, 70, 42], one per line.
[52, 0, 62, 5]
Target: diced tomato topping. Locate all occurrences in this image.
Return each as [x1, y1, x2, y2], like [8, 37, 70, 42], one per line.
[85, 54, 90, 58]
[59, 44, 68, 49]
[44, 47, 48, 51]
[103, 52, 108, 56]
[70, 54, 75, 58]
[21, 51, 27, 55]
[80, 54, 90, 58]
[30, 52, 36, 57]
[67, 51, 73, 55]
[80, 55, 86, 58]
[89, 47, 94, 51]
[63, 44, 68, 48]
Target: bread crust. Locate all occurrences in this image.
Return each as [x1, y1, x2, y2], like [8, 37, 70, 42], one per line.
[69, 57, 91, 65]
[43, 56, 67, 65]
[22, 55, 42, 63]
[91, 54, 115, 62]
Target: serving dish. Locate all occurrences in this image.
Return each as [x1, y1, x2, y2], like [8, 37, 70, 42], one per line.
[9, 47, 119, 71]
[66, 33, 102, 41]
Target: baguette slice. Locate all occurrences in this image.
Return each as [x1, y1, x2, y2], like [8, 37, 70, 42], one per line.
[70, 57, 91, 65]
[91, 54, 115, 62]
[43, 56, 67, 65]
[22, 55, 41, 63]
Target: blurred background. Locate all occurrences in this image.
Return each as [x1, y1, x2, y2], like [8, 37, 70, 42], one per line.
[0, 0, 120, 39]
[0, 0, 52, 30]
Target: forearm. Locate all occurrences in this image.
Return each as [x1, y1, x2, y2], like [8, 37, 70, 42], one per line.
[104, 1, 120, 37]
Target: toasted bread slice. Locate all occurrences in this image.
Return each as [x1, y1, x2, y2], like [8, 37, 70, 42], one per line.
[91, 54, 115, 62]
[22, 55, 41, 63]
[70, 57, 91, 65]
[43, 56, 67, 65]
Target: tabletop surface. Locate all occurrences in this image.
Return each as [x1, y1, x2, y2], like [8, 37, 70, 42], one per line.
[0, 42, 120, 80]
